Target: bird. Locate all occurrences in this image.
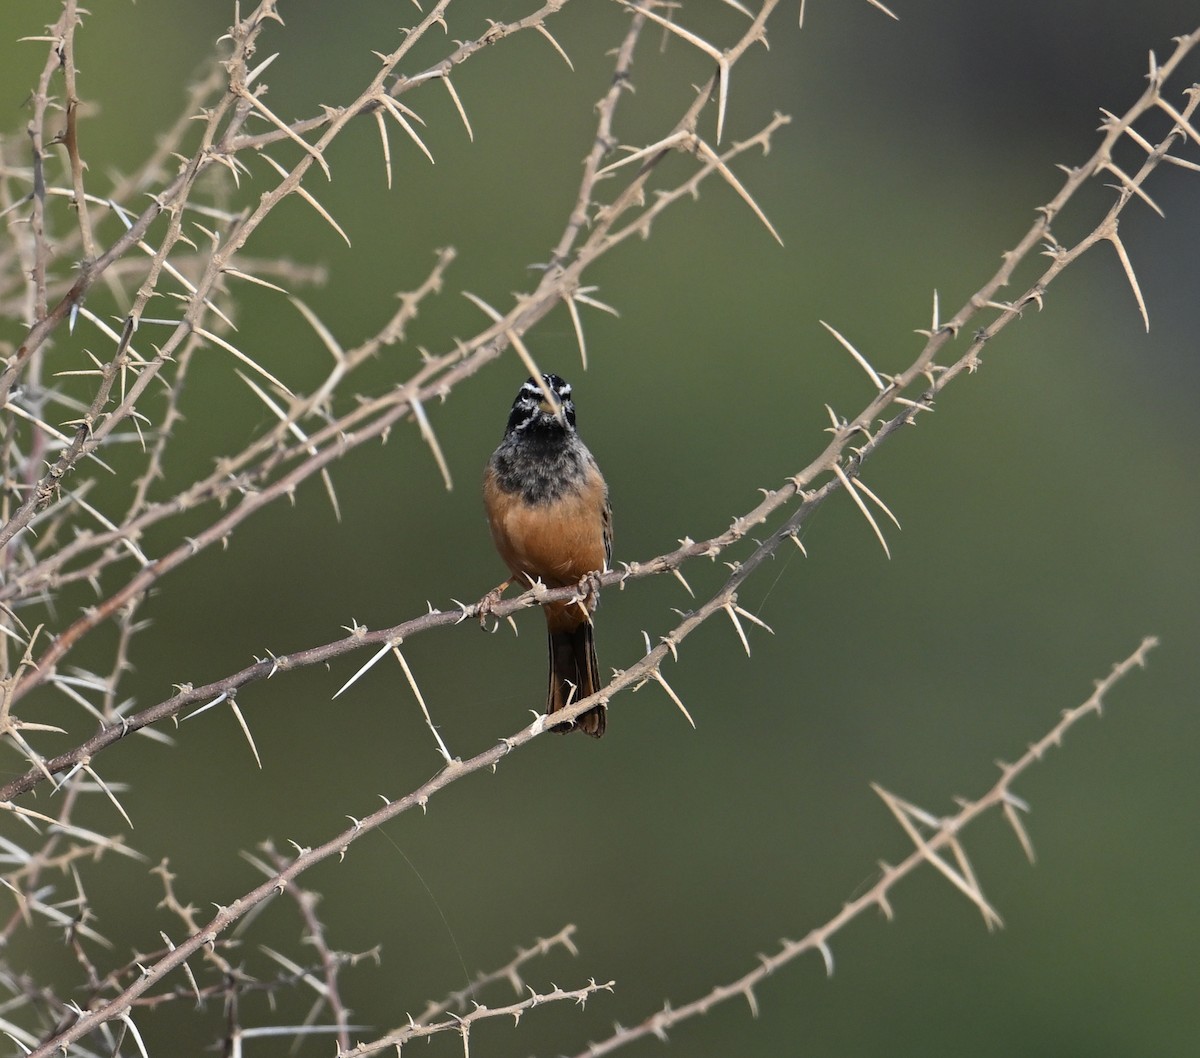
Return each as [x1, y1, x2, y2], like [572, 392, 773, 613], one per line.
[482, 373, 611, 737]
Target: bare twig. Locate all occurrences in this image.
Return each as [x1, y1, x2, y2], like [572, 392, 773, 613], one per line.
[569, 638, 1159, 1056]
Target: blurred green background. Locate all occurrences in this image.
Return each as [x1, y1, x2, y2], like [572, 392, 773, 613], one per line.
[3, 2, 1198, 1055]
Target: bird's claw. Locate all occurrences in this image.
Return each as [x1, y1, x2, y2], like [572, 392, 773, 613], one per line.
[576, 569, 604, 614]
[476, 583, 509, 629]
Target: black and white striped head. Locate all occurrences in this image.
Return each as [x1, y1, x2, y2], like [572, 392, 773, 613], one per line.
[504, 373, 576, 436]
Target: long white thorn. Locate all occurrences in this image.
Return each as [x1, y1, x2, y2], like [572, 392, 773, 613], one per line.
[241, 90, 331, 179]
[671, 567, 695, 598]
[833, 464, 891, 559]
[850, 476, 901, 529]
[373, 108, 393, 189]
[652, 669, 695, 729]
[182, 691, 227, 722]
[504, 329, 547, 394]
[1100, 161, 1165, 217]
[116, 1009, 151, 1058]
[872, 784, 1003, 929]
[378, 94, 435, 164]
[573, 287, 620, 317]
[4, 403, 114, 473]
[595, 131, 690, 177]
[733, 604, 774, 636]
[865, 0, 900, 20]
[565, 294, 588, 371]
[723, 602, 752, 656]
[694, 138, 783, 246]
[194, 325, 293, 395]
[442, 76, 474, 141]
[259, 153, 351, 247]
[229, 699, 262, 769]
[393, 646, 453, 764]
[461, 290, 504, 322]
[819, 320, 884, 390]
[410, 394, 454, 491]
[1156, 95, 1200, 149]
[625, 4, 730, 141]
[1107, 229, 1149, 332]
[236, 370, 342, 521]
[290, 297, 347, 364]
[83, 764, 134, 829]
[222, 267, 288, 294]
[535, 23, 574, 70]
[1002, 793, 1036, 864]
[333, 643, 392, 699]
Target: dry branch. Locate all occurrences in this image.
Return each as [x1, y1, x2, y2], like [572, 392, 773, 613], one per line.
[0, 2, 1195, 1054]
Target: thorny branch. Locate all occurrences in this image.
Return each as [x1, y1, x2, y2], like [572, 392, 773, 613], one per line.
[23, 637, 1159, 1056]
[0, 0, 1195, 1054]
[2, 21, 1196, 799]
[566, 638, 1160, 1057]
[0, 2, 788, 699]
[0, 2, 803, 1051]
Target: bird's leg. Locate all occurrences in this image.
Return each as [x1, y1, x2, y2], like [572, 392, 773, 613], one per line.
[575, 569, 605, 617]
[476, 577, 513, 629]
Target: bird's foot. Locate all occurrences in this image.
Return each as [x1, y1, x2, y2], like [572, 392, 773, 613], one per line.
[574, 569, 604, 615]
[476, 579, 511, 629]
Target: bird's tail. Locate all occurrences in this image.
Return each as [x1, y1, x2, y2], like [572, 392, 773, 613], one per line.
[546, 621, 605, 737]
